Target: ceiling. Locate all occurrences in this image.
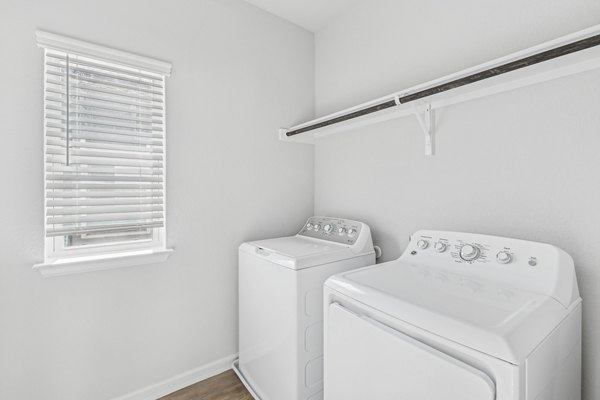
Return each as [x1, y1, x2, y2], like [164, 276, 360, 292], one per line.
[244, 0, 361, 32]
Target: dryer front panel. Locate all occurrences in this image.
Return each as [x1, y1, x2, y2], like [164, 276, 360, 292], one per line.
[324, 303, 496, 400]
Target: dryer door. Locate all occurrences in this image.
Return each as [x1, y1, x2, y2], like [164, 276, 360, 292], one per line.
[325, 303, 496, 400]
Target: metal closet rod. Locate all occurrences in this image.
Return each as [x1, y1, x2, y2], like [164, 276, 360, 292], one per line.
[286, 33, 600, 137]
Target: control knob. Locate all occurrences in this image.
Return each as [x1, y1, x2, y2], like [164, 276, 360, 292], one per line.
[417, 240, 429, 249]
[496, 251, 512, 264]
[314, 224, 321, 232]
[338, 227, 346, 235]
[433, 242, 447, 253]
[306, 223, 313, 230]
[347, 228, 357, 237]
[460, 244, 480, 261]
[323, 224, 333, 234]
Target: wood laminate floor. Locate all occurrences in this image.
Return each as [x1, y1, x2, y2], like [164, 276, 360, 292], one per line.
[160, 370, 253, 400]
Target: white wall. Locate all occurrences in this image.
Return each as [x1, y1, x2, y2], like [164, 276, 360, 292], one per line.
[314, 1, 600, 399]
[0, 1, 314, 399]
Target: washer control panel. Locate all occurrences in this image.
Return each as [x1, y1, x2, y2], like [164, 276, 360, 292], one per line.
[299, 217, 363, 245]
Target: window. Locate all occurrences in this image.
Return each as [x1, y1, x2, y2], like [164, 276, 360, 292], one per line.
[35, 31, 173, 276]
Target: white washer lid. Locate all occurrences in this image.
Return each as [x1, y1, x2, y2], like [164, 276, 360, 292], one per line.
[325, 259, 570, 364]
[240, 236, 358, 270]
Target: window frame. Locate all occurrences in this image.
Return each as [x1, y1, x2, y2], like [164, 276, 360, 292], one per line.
[35, 31, 173, 277]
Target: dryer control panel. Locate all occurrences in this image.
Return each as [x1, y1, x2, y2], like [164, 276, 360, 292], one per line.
[299, 217, 364, 246]
[402, 230, 579, 308]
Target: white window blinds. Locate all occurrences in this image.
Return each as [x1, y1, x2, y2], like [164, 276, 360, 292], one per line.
[43, 49, 166, 239]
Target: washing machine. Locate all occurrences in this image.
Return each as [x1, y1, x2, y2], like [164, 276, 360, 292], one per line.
[324, 230, 582, 400]
[234, 216, 376, 400]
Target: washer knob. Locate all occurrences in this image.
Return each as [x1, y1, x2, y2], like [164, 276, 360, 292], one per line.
[433, 242, 447, 253]
[314, 224, 321, 232]
[460, 244, 480, 261]
[338, 227, 347, 235]
[417, 240, 429, 249]
[306, 223, 313, 230]
[496, 251, 512, 264]
[324, 224, 333, 234]
[347, 228, 357, 237]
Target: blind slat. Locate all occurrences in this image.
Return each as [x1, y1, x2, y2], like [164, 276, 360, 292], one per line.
[69, 117, 161, 132]
[47, 138, 163, 154]
[47, 130, 162, 146]
[46, 155, 163, 168]
[46, 116, 161, 132]
[47, 147, 163, 161]
[67, 109, 162, 125]
[67, 99, 162, 117]
[47, 173, 163, 183]
[47, 182, 163, 190]
[48, 212, 164, 225]
[47, 204, 163, 216]
[46, 123, 162, 139]
[48, 197, 163, 207]
[46, 190, 163, 198]
[46, 164, 162, 176]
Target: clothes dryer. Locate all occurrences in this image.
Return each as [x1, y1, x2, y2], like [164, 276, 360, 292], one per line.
[324, 230, 581, 400]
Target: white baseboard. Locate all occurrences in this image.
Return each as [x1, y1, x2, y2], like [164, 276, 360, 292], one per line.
[112, 353, 238, 400]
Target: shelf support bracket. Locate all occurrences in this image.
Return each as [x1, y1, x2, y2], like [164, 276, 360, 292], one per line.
[413, 103, 435, 156]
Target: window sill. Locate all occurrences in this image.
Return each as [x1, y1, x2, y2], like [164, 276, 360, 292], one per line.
[33, 248, 174, 278]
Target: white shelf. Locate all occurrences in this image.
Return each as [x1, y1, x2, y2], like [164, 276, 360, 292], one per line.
[280, 25, 600, 152]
